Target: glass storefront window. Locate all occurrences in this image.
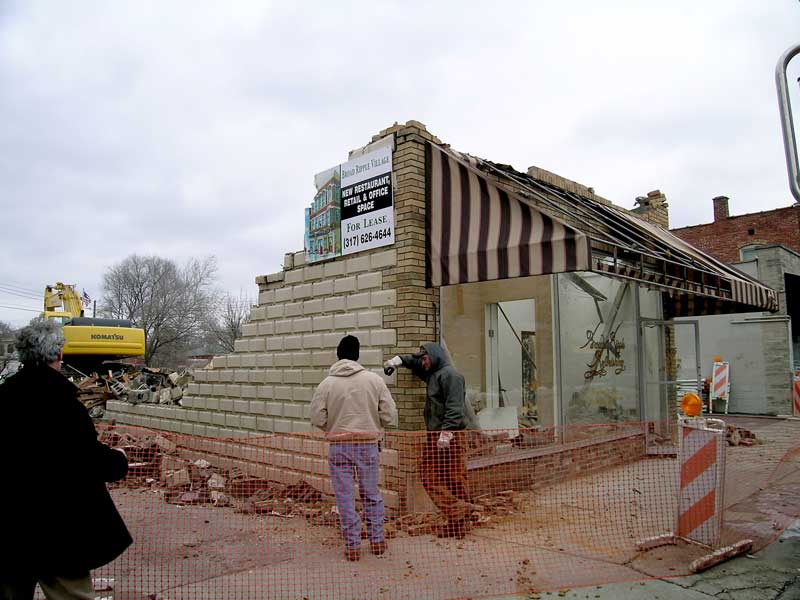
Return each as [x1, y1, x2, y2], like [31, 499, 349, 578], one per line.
[556, 272, 639, 424]
[440, 275, 556, 439]
[440, 271, 685, 445]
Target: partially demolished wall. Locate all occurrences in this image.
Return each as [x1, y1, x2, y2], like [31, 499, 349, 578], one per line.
[105, 121, 442, 512]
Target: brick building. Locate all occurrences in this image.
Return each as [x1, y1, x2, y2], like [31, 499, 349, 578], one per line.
[106, 121, 779, 512]
[671, 196, 800, 263]
[670, 198, 800, 414]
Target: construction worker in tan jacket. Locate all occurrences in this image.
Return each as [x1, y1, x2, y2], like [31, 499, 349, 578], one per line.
[311, 335, 397, 561]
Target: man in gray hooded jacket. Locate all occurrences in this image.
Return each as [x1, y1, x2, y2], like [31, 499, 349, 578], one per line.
[384, 342, 477, 538]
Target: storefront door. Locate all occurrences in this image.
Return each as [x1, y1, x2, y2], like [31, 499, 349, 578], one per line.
[640, 319, 701, 452]
[485, 299, 537, 412]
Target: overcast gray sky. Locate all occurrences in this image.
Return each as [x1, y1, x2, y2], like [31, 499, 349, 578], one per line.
[1, 1, 799, 328]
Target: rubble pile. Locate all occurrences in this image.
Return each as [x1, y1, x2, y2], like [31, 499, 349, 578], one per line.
[67, 366, 193, 417]
[106, 429, 340, 523]
[726, 424, 761, 446]
[108, 429, 524, 537]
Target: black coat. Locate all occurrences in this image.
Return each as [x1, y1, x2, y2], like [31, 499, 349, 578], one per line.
[0, 365, 132, 576]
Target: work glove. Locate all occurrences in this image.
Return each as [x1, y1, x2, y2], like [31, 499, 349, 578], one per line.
[383, 356, 403, 376]
[437, 431, 453, 449]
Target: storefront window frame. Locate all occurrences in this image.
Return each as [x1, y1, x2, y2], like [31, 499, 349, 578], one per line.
[552, 272, 645, 431]
[436, 272, 689, 439]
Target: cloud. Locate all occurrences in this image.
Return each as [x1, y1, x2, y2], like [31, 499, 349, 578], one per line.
[1, 0, 799, 328]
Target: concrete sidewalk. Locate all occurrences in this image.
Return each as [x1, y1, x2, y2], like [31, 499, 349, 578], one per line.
[542, 520, 800, 600]
[97, 417, 799, 599]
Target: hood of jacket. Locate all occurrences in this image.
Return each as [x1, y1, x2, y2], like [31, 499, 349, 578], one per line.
[328, 359, 366, 378]
[421, 342, 449, 374]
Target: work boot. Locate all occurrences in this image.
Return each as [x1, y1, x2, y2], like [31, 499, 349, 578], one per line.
[344, 547, 361, 561]
[370, 541, 387, 556]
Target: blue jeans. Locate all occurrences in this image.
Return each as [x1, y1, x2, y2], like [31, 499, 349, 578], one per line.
[328, 442, 385, 549]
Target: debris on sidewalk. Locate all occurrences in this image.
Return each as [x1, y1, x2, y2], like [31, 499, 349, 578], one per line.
[109, 429, 337, 520]
[726, 424, 761, 446]
[108, 428, 529, 539]
[393, 489, 524, 536]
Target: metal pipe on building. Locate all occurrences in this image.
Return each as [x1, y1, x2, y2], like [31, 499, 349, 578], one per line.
[775, 43, 800, 203]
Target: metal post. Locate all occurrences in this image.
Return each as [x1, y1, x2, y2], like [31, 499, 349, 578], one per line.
[775, 44, 800, 203]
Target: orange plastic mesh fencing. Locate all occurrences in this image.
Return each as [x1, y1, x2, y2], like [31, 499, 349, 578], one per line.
[76, 417, 800, 599]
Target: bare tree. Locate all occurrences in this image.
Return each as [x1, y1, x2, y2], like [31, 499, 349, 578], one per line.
[0, 321, 14, 336]
[100, 255, 220, 365]
[207, 292, 252, 353]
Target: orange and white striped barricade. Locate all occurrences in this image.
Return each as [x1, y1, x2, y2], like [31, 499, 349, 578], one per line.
[710, 361, 730, 414]
[637, 415, 752, 572]
[676, 415, 726, 547]
[792, 374, 800, 417]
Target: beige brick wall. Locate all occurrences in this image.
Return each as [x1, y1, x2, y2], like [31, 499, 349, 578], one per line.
[104, 121, 441, 512]
[108, 246, 400, 437]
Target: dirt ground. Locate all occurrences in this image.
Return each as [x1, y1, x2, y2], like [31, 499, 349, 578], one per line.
[93, 417, 800, 600]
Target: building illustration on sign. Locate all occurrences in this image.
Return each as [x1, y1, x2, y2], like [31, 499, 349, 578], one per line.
[305, 167, 342, 263]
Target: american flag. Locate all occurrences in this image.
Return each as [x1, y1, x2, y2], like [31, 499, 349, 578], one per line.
[81, 289, 91, 307]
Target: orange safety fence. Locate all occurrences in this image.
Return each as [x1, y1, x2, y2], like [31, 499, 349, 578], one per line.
[72, 418, 800, 599]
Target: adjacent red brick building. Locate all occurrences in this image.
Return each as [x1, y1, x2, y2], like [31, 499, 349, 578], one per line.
[671, 196, 800, 263]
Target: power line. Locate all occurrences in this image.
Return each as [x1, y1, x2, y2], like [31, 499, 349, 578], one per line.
[0, 304, 41, 313]
[0, 281, 41, 295]
[0, 286, 41, 301]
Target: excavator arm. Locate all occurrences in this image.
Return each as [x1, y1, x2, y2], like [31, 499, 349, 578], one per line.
[44, 282, 85, 320]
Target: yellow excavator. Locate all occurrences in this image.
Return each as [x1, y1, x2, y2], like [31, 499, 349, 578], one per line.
[44, 282, 145, 370]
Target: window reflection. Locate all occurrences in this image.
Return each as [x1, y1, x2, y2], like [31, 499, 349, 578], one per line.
[557, 273, 639, 424]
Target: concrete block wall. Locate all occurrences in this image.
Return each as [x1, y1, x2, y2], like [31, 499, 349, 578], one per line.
[104, 121, 445, 514]
[750, 245, 800, 316]
[107, 246, 399, 437]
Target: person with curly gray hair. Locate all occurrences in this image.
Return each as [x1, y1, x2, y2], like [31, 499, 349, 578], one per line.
[14, 318, 66, 366]
[0, 319, 132, 600]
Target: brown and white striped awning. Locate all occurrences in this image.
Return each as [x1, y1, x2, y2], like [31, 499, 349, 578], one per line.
[591, 203, 778, 313]
[426, 143, 591, 286]
[425, 141, 778, 314]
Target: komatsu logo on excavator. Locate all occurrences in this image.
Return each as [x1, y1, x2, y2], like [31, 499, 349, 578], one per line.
[90, 333, 124, 341]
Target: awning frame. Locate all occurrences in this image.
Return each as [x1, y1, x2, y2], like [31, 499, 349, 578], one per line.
[426, 142, 778, 314]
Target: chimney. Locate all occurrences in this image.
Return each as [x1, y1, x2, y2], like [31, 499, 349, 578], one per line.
[712, 196, 729, 221]
[631, 190, 669, 228]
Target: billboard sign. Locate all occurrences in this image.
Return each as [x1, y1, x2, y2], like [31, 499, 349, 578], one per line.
[304, 139, 393, 263]
[340, 143, 394, 255]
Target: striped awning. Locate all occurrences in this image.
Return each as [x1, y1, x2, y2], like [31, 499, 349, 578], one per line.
[426, 142, 591, 287]
[425, 142, 778, 314]
[591, 202, 778, 314]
